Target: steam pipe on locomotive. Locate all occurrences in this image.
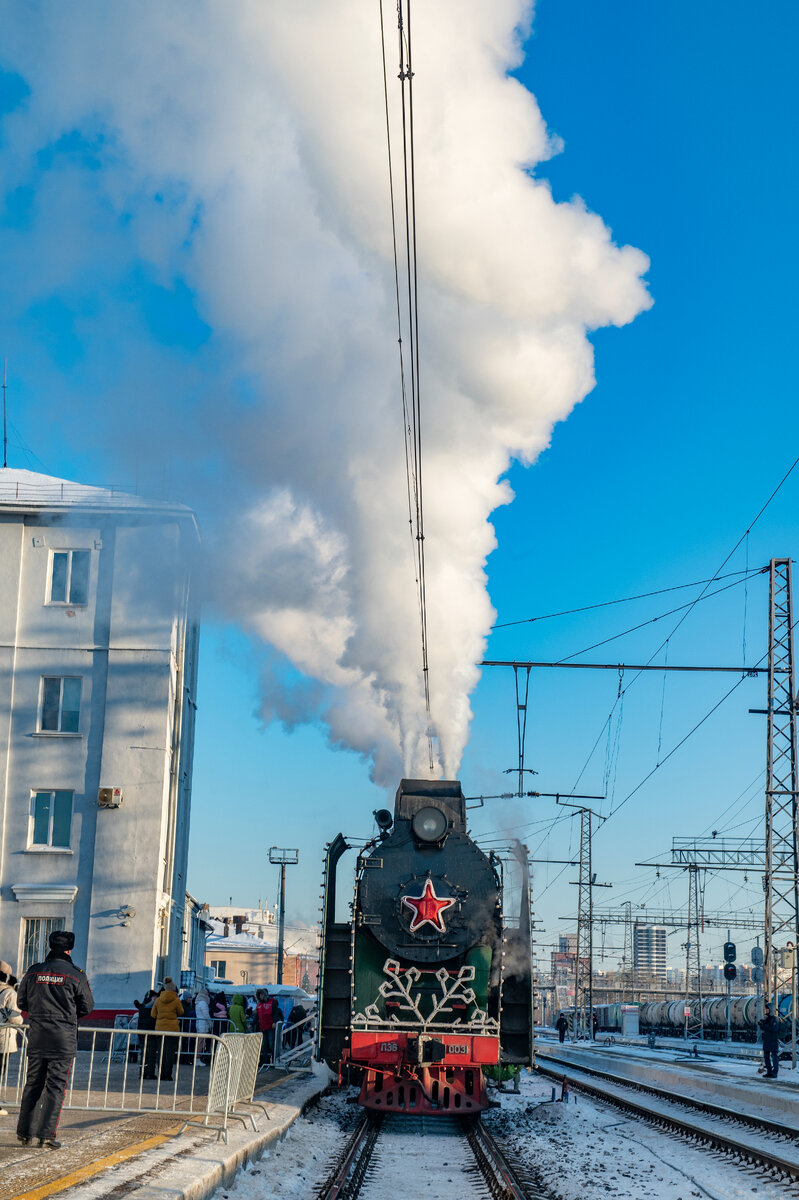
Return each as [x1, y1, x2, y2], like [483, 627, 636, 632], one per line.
[316, 779, 533, 1115]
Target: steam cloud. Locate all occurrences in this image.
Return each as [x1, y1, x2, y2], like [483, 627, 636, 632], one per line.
[0, 1, 650, 783]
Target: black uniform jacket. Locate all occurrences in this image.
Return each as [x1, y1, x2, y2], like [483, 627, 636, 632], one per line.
[759, 1013, 780, 1051]
[17, 950, 94, 1056]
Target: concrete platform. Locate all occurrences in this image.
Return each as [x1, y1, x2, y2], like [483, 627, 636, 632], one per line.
[537, 1040, 799, 1129]
[536, 1026, 763, 1059]
[2, 1063, 332, 1200]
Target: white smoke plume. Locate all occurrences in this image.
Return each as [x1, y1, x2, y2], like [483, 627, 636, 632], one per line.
[0, 1, 650, 783]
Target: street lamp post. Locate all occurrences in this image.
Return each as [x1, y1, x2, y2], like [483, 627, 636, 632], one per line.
[269, 847, 299, 984]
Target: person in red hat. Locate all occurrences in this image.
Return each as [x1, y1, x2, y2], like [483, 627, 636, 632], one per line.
[16, 931, 94, 1149]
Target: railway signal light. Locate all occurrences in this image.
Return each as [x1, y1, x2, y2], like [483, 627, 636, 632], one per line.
[723, 942, 736, 962]
[724, 963, 737, 981]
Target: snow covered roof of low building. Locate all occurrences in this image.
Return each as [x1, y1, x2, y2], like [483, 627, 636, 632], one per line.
[0, 467, 196, 525]
[205, 931, 277, 950]
[206, 917, 318, 955]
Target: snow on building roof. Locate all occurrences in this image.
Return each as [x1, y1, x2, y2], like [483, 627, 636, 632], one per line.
[0, 467, 195, 522]
[208, 935, 274, 952]
[208, 906, 277, 924]
[206, 918, 318, 955]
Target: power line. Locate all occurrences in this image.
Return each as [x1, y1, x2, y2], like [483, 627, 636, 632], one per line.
[491, 568, 761, 630]
[378, 0, 417, 591]
[554, 571, 762, 663]
[605, 648, 767, 822]
[570, 457, 799, 793]
[380, 0, 433, 770]
[635, 453, 799, 674]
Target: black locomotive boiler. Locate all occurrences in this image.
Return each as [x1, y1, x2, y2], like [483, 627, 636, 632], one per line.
[317, 779, 533, 1115]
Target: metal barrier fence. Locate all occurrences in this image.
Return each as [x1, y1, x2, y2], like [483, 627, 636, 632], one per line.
[0, 1027, 265, 1143]
[273, 1011, 316, 1069]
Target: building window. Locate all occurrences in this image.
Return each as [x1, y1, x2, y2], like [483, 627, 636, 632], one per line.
[40, 677, 82, 733]
[49, 550, 90, 605]
[210, 960, 227, 978]
[21, 917, 66, 975]
[30, 790, 73, 849]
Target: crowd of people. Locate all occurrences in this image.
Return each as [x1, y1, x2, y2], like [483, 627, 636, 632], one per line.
[131, 981, 310, 1078]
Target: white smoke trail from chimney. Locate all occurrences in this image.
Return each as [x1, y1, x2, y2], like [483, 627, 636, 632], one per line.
[0, 1, 651, 784]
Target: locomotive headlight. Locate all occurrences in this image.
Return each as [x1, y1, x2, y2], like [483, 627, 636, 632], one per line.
[412, 806, 448, 843]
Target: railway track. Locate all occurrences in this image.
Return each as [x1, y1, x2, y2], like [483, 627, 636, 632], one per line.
[536, 1053, 799, 1185]
[317, 1110, 548, 1200]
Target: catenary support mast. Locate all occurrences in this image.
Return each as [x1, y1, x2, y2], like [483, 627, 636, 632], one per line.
[558, 799, 609, 1037]
[575, 809, 591, 1038]
[763, 558, 799, 1005]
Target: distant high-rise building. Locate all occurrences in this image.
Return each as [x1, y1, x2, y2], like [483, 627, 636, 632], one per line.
[633, 924, 667, 980]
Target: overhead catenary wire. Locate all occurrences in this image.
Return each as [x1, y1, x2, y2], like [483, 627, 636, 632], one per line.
[531, 647, 770, 916]
[561, 456, 799, 800]
[491, 567, 761, 630]
[605, 655, 760, 821]
[635, 451, 799, 673]
[554, 571, 762, 664]
[380, 0, 433, 770]
[378, 0, 417, 587]
[486, 462, 799, 935]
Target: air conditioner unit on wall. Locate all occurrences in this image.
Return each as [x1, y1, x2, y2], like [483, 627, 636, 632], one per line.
[98, 787, 123, 808]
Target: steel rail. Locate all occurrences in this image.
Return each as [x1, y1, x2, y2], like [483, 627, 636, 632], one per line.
[317, 1107, 545, 1200]
[316, 1113, 381, 1200]
[462, 1117, 545, 1199]
[537, 1050, 798, 1139]
[536, 1058, 799, 1182]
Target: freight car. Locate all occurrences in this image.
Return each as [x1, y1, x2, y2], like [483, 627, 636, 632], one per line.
[589, 995, 790, 1042]
[639, 994, 790, 1040]
[316, 778, 533, 1116]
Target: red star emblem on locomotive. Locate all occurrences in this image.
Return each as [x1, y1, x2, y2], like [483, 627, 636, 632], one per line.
[401, 878, 456, 933]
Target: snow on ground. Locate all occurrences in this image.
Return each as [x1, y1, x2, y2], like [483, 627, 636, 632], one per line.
[220, 1078, 788, 1200]
[538, 1040, 799, 1129]
[486, 1072, 788, 1200]
[221, 1090, 358, 1200]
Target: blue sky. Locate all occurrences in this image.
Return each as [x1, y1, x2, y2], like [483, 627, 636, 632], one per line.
[1, 2, 797, 967]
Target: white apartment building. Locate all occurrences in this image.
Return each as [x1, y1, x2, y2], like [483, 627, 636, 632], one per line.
[633, 924, 668, 981]
[0, 469, 200, 1010]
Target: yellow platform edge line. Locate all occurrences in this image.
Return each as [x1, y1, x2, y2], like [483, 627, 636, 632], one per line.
[10, 1124, 182, 1200]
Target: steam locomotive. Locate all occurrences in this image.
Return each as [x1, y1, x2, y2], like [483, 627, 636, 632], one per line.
[316, 779, 533, 1115]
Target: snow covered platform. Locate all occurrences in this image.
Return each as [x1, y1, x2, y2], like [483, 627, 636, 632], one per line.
[536, 1039, 799, 1130]
[537, 1026, 763, 1060]
[2, 1065, 332, 1200]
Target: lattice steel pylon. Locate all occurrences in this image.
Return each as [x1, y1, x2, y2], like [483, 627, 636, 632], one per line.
[621, 901, 634, 1002]
[574, 808, 592, 1038]
[685, 865, 704, 1038]
[764, 557, 799, 1002]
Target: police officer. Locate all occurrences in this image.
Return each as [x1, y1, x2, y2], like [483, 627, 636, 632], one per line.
[759, 1001, 781, 1079]
[16, 930, 94, 1149]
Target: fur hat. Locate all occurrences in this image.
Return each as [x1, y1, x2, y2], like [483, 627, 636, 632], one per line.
[49, 930, 75, 952]
[0, 960, 13, 977]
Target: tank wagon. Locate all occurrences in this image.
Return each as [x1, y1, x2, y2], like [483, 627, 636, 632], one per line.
[317, 779, 533, 1116]
[590, 996, 788, 1042]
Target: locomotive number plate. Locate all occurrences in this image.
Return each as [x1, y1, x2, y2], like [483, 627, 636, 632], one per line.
[446, 1044, 468, 1054]
[380, 1042, 398, 1052]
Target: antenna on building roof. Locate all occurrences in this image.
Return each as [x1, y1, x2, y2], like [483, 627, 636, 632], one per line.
[2, 359, 7, 469]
